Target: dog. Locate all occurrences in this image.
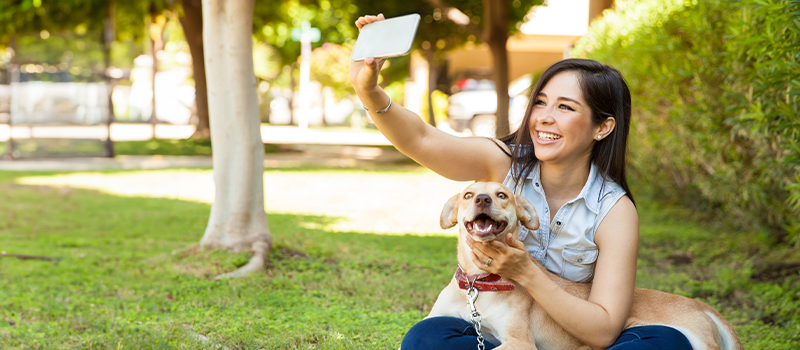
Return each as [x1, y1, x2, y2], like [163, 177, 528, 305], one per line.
[426, 182, 742, 350]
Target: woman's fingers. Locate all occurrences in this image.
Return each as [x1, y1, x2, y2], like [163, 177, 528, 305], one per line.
[355, 13, 385, 30]
[466, 237, 499, 267]
[471, 251, 494, 270]
[466, 236, 498, 257]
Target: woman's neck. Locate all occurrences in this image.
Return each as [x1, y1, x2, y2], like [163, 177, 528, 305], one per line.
[539, 160, 591, 201]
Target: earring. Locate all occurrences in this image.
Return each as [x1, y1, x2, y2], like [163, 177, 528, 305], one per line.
[596, 135, 602, 140]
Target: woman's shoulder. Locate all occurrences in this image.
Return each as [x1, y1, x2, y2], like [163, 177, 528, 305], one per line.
[585, 167, 626, 214]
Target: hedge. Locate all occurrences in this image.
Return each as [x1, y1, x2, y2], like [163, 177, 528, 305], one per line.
[572, 0, 800, 242]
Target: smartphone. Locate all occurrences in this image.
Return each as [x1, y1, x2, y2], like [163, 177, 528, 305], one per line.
[351, 14, 421, 61]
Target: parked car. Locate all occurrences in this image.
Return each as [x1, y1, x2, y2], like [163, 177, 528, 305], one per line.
[446, 74, 532, 137]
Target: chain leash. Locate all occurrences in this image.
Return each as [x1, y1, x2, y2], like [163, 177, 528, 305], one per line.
[466, 278, 486, 350]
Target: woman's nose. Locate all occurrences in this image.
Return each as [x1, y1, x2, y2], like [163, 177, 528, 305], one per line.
[532, 107, 555, 125]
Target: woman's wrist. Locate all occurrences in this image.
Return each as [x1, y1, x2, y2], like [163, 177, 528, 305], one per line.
[516, 261, 557, 296]
[358, 87, 391, 112]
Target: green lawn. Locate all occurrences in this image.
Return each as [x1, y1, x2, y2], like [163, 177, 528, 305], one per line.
[112, 139, 285, 156]
[0, 168, 798, 349]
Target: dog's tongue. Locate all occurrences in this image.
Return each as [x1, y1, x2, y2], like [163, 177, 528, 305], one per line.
[475, 218, 494, 233]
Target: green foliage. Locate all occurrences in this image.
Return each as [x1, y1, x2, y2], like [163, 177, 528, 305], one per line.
[420, 89, 449, 125]
[310, 43, 355, 99]
[573, 0, 800, 242]
[254, 0, 360, 69]
[0, 169, 798, 348]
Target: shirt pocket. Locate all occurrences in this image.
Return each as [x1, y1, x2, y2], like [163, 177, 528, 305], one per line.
[560, 246, 599, 283]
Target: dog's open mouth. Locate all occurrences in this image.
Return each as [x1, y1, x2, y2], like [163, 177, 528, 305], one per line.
[466, 213, 508, 239]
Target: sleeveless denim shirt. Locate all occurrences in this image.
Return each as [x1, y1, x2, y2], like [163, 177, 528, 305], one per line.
[503, 162, 626, 283]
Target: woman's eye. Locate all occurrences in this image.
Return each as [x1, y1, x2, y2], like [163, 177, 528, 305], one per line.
[464, 193, 473, 199]
[497, 192, 507, 199]
[558, 104, 575, 111]
[534, 100, 546, 106]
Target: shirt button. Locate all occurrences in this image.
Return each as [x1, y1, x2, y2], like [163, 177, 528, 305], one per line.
[535, 182, 540, 187]
[556, 221, 562, 226]
[577, 258, 583, 262]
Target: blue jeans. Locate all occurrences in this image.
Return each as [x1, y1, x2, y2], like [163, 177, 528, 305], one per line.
[401, 316, 693, 350]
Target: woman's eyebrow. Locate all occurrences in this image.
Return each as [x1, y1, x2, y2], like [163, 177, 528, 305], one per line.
[557, 96, 583, 106]
[537, 92, 583, 106]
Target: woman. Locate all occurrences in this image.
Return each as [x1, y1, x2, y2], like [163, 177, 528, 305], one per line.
[351, 14, 693, 350]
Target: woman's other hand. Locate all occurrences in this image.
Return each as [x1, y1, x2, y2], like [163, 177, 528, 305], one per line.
[467, 233, 536, 282]
[349, 14, 387, 93]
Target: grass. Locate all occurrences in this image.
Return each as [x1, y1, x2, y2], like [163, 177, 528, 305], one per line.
[0, 168, 798, 349]
[1, 139, 110, 158]
[112, 139, 287, 156]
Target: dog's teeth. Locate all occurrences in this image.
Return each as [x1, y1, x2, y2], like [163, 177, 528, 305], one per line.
[488, 224, 493, 232]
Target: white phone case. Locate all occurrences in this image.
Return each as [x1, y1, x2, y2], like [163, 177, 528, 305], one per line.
[351, 14, 421, 61]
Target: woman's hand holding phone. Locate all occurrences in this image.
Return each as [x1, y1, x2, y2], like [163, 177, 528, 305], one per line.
[349, 14, 388, 94]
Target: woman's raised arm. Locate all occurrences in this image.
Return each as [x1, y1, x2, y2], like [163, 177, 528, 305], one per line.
[350, 15, 511, 182]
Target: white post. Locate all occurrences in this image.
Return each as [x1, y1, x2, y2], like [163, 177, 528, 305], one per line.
[298, 34, 311, 130]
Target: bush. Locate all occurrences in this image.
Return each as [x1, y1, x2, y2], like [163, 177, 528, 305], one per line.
[572, 0, 800, 242]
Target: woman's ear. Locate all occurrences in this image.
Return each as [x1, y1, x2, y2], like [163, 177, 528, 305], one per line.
[440, 194, 460, 230]
[515, 195, 540, 230]
[594, 117, 616, 140]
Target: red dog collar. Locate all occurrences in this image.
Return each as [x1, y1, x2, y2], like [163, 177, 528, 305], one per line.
[455, 266, 516, 292]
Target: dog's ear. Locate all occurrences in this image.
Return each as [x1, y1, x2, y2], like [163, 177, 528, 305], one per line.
[440, 194, 461, 230]
[515, 195, 540, 230]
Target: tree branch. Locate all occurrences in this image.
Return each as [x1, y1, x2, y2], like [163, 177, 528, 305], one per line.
[423, 0, 485, 40]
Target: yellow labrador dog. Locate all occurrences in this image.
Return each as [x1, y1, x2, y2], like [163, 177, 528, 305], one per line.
[426, 182, 742, 350]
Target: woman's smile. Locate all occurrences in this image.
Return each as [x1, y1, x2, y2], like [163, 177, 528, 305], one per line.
[536, 131, 562, 142]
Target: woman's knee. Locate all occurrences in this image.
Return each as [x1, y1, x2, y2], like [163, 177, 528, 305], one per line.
[608, 325, 693, 350]
[401, 317, 473, 350]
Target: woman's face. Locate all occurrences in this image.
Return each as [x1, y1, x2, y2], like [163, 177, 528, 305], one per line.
[528, 71, 602, 166]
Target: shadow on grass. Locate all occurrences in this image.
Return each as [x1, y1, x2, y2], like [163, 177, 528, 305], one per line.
[0, 172, 797, 349]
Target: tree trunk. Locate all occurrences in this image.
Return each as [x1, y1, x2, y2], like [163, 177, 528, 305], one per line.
[288, 63, 296, 124]
[149, 3, 160, 134]
[422, 48, 438, 126]
[4, 37, 15, 159]
[103, 0, 116, 158]
[484, 0, 510, 137]
[201, 0, 271, 278]
[179, 0, 210, 139]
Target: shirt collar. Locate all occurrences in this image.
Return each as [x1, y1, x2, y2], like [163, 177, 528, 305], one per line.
[527, 162, 611, 215]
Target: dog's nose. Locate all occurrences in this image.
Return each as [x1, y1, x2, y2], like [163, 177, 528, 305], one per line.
[475, 194, 492, 208]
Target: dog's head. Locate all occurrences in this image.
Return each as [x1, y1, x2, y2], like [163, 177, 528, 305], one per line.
[440, 182, 539, 242]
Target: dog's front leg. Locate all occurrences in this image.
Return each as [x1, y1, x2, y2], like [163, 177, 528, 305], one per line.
[488, 318, 537, 350]
[426, 281, 465, 319]
[494, 339, 538, 350]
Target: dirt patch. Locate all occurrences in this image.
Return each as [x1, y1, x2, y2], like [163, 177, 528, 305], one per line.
[751, 262, 800, 282]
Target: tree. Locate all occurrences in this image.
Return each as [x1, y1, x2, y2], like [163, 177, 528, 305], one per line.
[177, 0, 210, 138]
[423, 0, 542, 137]
[201, 0, 271, 278]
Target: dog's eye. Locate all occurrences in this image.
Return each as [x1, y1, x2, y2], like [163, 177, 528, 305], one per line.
[464, 193, 473, 199]
[497, 192, 507, 199]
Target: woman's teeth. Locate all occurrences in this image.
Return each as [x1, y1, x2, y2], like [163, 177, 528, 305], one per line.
[539, 132, 561, 141]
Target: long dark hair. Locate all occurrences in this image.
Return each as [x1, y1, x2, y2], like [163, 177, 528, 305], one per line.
[499, 58, 634, 205]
